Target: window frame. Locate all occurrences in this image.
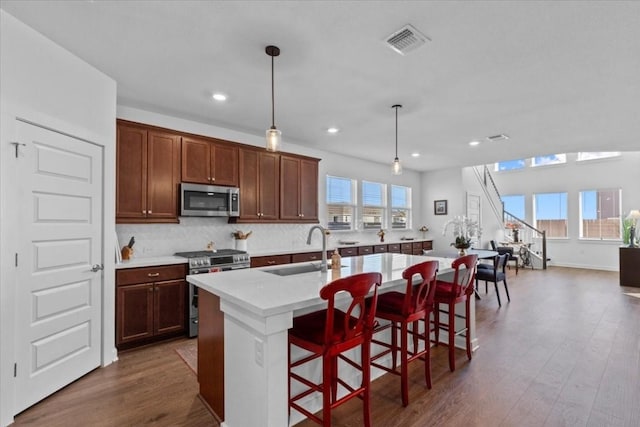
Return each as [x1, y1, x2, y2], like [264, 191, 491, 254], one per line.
[533, 192, 568, 239]
[579, 188, 622, 241]
[390, 185, 411, 230]
[361, 180, 387, 230]
[326, 175, 357, 231]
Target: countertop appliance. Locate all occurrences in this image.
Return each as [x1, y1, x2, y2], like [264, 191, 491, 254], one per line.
[180, 183, 240, 217]
[175, 249, 250, 337]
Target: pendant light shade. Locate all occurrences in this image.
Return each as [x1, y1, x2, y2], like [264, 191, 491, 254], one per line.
[265, 45, 281, 152]
[391, 104, 403, 175]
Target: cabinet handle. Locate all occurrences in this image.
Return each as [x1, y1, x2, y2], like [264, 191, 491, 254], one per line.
[309, 256, 317, 260]
[267, 260, 276, 265]
[147, 273, 160, 277]
[148, 210, 152, 214]
[148, 288, 153, 293]
[211, 177, 215, 182]
[301, 214, 304, 217]
[142, 210, 146, 214]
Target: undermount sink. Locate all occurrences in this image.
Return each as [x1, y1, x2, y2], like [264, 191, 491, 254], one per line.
[264, 263, 323, 276]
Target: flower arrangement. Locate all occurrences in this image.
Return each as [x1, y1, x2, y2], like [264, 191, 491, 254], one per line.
[231, 230, 252, 240]
[377, 229, 386, 242]
[418, 225, 429, 233]
[442, 216, 481, 254]
[505, 221, 521, 230]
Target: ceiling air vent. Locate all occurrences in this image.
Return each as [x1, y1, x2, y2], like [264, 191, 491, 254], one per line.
[487, 134, 510, 142]
[385, 24, 430, 55]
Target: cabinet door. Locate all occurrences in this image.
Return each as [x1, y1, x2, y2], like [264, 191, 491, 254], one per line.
[238, 148, 260, 219]
[374, 245, 387, 253]
[280, 156, 301, 221]
[116, 124, 147, 221]
[401, 243, 413, 254]
[117, 283, 154, 346]
[299, 159, 318, 221]
[388, 244, 401, 253]
[211, 143, 239, 186]
[147, 131, 180, 222]
[181, 137, 211, 184]
[280, 156, 318, 222]
[250, 255, 291, 268]
[258, 152, 280, 220]
[154, 279, 186, 335]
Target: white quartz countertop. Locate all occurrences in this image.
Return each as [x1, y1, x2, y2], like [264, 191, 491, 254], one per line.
[187, 253, 454, 318]
[115, 256, 188, 269]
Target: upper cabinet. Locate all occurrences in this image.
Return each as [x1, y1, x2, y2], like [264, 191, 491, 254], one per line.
[280, 155, 318, 222]
[236, 148, 280, 221]
[181, 137, 238, 187]
[116, 120, 320, 224]
[116, 121, 181, 223]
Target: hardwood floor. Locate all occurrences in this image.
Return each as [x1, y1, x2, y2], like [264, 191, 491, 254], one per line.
[13, 267, 640, 426]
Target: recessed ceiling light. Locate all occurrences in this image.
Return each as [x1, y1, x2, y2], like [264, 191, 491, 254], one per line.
[212, 93, 227, 101]
[327, 127, 339, 134]
[469, 140, 481, 146]
[411, 152, 420, 157]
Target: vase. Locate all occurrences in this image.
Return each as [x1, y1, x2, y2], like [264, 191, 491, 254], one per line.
[235, 239, 247, 252]
[457, 247, 467, 256]
[513, 229, 519, 242]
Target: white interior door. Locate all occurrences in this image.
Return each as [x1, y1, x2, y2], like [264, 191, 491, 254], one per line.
[466, 193, 482, 248]
[14, 120, 103, 413]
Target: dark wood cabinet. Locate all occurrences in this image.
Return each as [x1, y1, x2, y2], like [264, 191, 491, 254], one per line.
[358, 246, 373, 255]
[236, 148, 280, 221]
[374, 245, 387, 253]
[401, 243, 413, 254]
[339, 247, 358, 257]
[116, 264, 186, 349]
[620, 247, 640, 287]
[116, 121, 181, 223]
[291, 252, 323, 263]
[280, 155, 318, 222]
[250, 254, 291, 268]
[181, 137, 238, 186]
[388, 243, 401, 253]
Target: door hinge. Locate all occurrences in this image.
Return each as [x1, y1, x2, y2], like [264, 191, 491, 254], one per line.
[10, 142, 26, 158]
[15, 253, 18, 267]
[14, 363, 17, 377]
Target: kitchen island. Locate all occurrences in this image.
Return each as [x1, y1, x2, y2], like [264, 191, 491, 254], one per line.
[188, 252, 477, 427]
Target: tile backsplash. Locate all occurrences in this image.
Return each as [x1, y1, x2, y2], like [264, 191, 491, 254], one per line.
[116, 218, 429, 258]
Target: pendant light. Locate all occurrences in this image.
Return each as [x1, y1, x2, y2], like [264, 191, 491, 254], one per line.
[265, 45, 281, 152]
[391, 104, 403, 175]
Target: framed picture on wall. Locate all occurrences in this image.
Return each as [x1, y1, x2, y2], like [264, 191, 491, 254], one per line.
[434, 200, 448, 215]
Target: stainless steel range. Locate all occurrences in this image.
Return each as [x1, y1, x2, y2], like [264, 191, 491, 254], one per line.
[175, 249, 250, 337]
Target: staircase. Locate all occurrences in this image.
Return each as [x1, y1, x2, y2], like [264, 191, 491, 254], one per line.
[472, 165, 548, 269]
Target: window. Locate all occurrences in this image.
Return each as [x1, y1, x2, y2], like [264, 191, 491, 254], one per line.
[534, 192, 568, 238]
[501, 194, 525, 219]
[495, 159, 525, 172]
[361, 181, 386, 229]
[580, 189, 621, 240]
[391, 185, 411, 229]
[531, 154, 566, 167]
[326, 175, 356, 230]
[577, 152, 621, 161]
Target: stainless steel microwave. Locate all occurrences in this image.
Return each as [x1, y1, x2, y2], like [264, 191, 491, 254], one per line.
[180, 183, 240, 217]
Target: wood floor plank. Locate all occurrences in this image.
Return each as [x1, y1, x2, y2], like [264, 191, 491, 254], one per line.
[12, 266, 640, 427]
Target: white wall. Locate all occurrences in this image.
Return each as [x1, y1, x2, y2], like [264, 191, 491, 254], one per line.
[0, 11, 116, 426]
[116, 106, 426, 256]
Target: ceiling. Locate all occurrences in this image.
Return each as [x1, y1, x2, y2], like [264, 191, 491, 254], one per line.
[2, 1, 639, 172]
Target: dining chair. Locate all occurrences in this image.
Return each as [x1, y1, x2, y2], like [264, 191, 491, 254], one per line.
[475, 253, 510, 307]
[288, 272, 381, 427]
[490, 240, 519, 274]
[370, 260, 439, 406]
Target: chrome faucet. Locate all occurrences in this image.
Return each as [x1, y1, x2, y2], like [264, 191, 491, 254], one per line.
[307, 225, 329, 272]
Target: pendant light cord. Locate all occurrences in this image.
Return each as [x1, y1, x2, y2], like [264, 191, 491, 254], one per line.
[271, 54, 275, 128]
[395, 106, 398, 158]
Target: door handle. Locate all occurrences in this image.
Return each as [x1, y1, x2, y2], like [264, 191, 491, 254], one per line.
[91, 264, 104, 272]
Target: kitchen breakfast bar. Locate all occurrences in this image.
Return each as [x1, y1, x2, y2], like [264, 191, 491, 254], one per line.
[187, 253, 478, 427]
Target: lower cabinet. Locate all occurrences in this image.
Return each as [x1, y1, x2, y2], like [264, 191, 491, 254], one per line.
[116, 264, 186, 349]
[250, 254, 291, 268]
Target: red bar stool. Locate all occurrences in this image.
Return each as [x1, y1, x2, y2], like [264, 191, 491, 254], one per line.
[288, 272, 382, 427]
[370, 260, 439, 406]
[433, 254, 478, 372]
